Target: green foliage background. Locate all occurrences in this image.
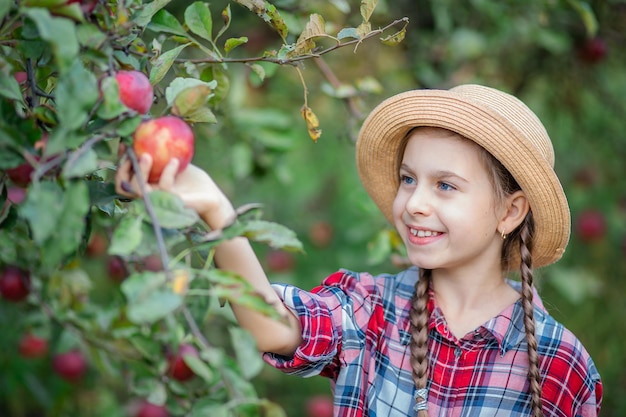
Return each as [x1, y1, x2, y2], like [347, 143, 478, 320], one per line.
[1, 0, 625, 416]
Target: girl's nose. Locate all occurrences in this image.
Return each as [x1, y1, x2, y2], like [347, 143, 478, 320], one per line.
[405, 186, 432, 216]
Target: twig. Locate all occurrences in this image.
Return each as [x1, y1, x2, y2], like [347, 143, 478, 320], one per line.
[125, 148, 172, 281]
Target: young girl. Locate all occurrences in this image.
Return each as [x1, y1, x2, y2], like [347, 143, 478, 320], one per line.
[116, 84, 602, 416]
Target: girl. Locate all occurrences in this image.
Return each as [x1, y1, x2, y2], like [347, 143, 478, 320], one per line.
[116, 84, 602, 416]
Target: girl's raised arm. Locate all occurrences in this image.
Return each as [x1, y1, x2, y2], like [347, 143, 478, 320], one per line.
[115, 154, 303, 356]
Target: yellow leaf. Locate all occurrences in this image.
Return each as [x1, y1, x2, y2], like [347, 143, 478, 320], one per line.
[300, 105, 322, 143]
[170, 270, 190, 295]
[360, 0, 378, 23]
[294, 14, 326, 55]
[380, 27, 407, 46]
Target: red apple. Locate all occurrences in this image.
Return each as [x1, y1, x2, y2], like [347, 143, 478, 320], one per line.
[136, 401, 169, 417]
[309, 221, 333, 248]
[266, 250, 295, 272]
[14, 71, 28, 84]
[5, 162, 35, 187]
[7, 186, 27, 204]
[575, 209, 606, 242]
[52, 350, 87, 382]
[107, 255, 128, 281]
[86, 232, 108, 257]
[577, 37, 607, 64]
[115, 70, 154, 114]
[66, 0, 98, 14]
[305, 395, 334, 417]
[132, 116, 195, 183]
[0, 266, 30, 302]
[18, 334, 49, 359]
[141, 254, 163, 272]
[167, 344, 199, 381]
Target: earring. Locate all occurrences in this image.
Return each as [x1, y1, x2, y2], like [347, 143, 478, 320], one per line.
[500, 228, 507, 240]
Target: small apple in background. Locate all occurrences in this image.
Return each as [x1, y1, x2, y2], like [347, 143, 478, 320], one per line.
[52, 350, 87, 382]
[132, 116, 195, 183]
[5, 162, 35, 188]
[86, 232, 108, 258]
[309, 221, 334, 248]
[18, 334, 49, 359]
[65, 0, 98, 15]
[305, 395, 334, 417]
[140, 254, 163, 272]
[575, 209, 606, 242]
[115, 70, 154, 114]
[266, 250, 295, 273]
[7, 186, 27, 204]
[107, 255, 128, 282]
[167, 344, 199, 382]
[136, 401, 169, 417]
[14, 71, 28, 84]
[0, 266, 31, 302]
[577, 37, 608, 64]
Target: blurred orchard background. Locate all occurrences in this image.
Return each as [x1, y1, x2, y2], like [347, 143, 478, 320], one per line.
[1, 0, 625, 416]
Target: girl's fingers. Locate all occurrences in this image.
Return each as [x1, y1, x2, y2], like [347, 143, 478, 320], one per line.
[115, 159, 134, 195]
[158, 158, 180, 190]
[137, 153, 153, 182]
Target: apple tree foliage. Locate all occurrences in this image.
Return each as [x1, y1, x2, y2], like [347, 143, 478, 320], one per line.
[0, 0, 407, 415]
[2, 0, 626, 415]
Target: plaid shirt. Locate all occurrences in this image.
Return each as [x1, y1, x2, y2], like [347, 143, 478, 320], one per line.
[264, 267, 602, 417]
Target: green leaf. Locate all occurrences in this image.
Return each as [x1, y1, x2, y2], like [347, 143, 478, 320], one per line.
[183, 354, 214, 382]
[109, 214, 144, 255]
[184, 1, 213, 42]
[224, 37, 248, 54]
[20, 182, 65, 244]
[132, 0, 172, 27]
[185, 107, 218, 124]
[567, 0, 598, 38]
[0, 73, 25, 103]
[230, 327, 263, 379]
[55, 61, 99, 131]
[148, 9, 188, 37]
[231, 143, 253, 180]
[191, 399, 228, 417]
[337, 27, 359, 40]
[380, 26, 406, 46]
[97, 76, 127, 120]
[23, 8, 79, 72]
[0, 0, 10, 21]
[62, 148, 98, 179]
[242, 219, 303, 252]
[76, 22, 108, 50]
[149, 43, 191, 85]
[122, 272, 183, 324]
[140, 190, 199, 229]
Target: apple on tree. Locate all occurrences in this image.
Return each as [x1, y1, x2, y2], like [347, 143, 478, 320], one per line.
[52, 350, 88, 382]
[0, 266, 31, 302]
[132, 116, 195, 183]
[167, 343, 199, 382]
[575, 209, 606, 242]
[18, 334, 49, 359]
[115, 70, 154, 114]
[136, 401, 169, 417]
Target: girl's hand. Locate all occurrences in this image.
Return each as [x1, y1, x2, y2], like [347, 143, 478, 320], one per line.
[114, 153, 236, 229]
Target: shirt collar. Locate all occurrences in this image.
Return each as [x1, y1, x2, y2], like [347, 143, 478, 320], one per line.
[399, 272, 547, 356]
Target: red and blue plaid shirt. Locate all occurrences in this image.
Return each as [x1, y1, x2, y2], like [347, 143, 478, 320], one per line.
[263, 267, 602, 417]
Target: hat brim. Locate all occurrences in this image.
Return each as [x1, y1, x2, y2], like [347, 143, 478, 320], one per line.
[356, 87, 570, 268]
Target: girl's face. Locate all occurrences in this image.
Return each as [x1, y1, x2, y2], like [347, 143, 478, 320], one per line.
[392, 128, 504, 274]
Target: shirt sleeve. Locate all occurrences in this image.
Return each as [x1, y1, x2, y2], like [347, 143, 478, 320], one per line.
[262, 270, 383, 380]
[574, 356, 603, 417]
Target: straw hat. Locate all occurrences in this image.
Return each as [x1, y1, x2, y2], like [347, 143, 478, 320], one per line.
[356, 84, 570, 268]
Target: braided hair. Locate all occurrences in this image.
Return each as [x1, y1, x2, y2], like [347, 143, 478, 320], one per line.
[405, 128, 543, 416]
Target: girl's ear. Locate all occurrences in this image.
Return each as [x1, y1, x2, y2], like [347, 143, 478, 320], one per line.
[498, 190, 530, 235]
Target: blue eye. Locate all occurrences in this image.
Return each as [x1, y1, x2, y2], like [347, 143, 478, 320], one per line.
[400, 175, 415, 185]
[438, 182, 454, 191]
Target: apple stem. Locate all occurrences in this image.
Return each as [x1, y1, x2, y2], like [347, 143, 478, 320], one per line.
[125, 147, 172, 281]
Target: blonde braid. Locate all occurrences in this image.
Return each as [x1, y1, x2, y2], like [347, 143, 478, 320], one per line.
[519, 215, 544, 417]
[409, 268, 432, 416]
